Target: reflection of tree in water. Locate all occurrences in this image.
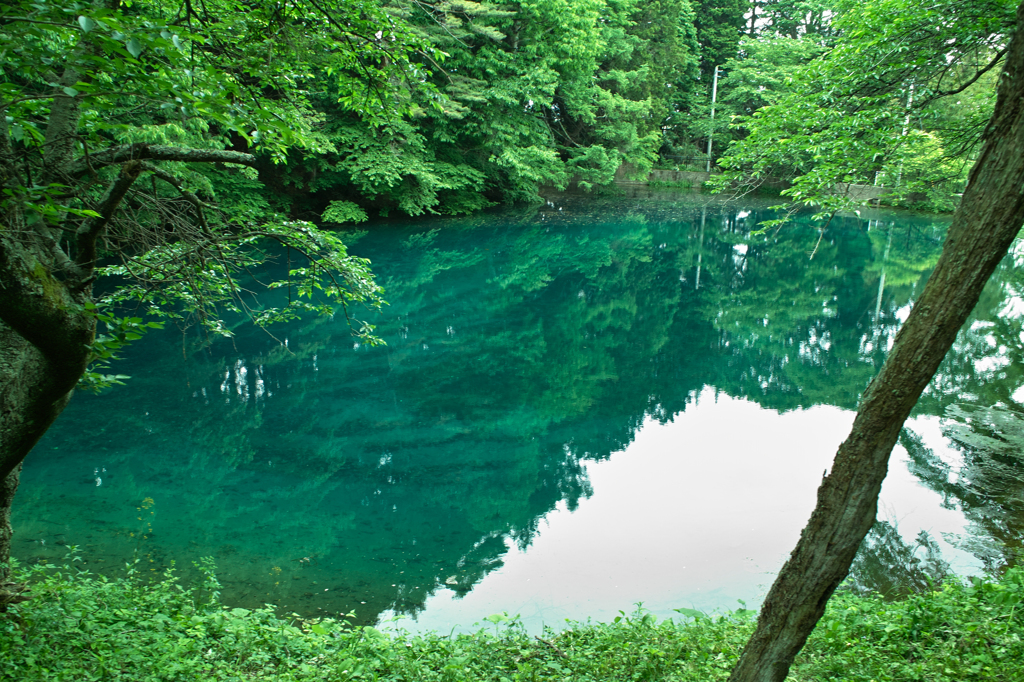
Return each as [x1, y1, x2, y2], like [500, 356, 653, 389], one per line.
[901, 241, 1024, 573]
[846, 519, 949, 599]
[904, 408, 1024, 573]
[918, 242, 1024, 418]
[701, 210, 944, 411]
[17, 195, 962, 620]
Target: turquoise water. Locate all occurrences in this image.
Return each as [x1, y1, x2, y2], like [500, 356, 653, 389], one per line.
[13, 192, 1019, 631]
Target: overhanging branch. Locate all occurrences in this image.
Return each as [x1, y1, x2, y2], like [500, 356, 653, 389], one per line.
[139, 162, 217, 238]
[919, 47, 1008, 107]
[68, 144, 256, 178]
[75, 160, 144, 270]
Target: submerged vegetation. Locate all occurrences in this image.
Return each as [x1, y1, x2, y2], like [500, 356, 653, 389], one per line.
[2, 554, 1023, 681]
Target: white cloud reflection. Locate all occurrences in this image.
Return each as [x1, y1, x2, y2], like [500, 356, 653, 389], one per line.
[383, 389, 980, 634]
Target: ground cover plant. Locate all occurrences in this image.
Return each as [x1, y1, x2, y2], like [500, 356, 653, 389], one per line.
[0, 552, 1022, 681]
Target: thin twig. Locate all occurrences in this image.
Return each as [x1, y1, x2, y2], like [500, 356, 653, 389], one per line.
[809, 211, 837, 260]
[534, 636, 569, 659]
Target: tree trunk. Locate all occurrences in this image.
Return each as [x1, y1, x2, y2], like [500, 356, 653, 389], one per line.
[0, 318, 82, 589]
[0, 463, 26, 609]
[728, 4, 1024, 681]
[0, 321, 81, 474]
[0, 465, 22, 583]
[0, 238, 94, 575]
[1, 73, 252, 575]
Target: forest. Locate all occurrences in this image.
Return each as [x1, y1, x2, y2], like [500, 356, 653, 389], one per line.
[2, 0, 1003, 229]
[2, 1, 1023, 681]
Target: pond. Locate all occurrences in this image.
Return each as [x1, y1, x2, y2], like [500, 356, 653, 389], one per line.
[12, 191, 1024, 632]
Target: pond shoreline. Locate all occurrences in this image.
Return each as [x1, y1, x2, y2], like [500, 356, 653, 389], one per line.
[4, 559, 1022, 681]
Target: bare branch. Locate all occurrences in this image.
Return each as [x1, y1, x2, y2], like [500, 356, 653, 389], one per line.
[913, 47, 1008, 110]
[140, 162, 216, 235]
[75, 160, 144, 270]
[808, 211, 837, 260]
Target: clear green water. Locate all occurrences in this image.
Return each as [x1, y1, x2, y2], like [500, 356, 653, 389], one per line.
[13, 191, 1021, 631]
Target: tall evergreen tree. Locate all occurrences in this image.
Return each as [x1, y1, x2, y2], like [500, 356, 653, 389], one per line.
[692, 0, 747, 77]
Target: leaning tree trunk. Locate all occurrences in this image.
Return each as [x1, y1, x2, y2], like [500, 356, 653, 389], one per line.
[0, 61, 141, 579]
[0, 19, 262, 589]
[0, 75, 253, 585]
[728, 4, 1024, 681]
[0, 234, 96, 597]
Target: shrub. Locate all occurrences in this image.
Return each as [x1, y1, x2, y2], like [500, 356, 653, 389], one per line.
[2, 552, 1022, 681]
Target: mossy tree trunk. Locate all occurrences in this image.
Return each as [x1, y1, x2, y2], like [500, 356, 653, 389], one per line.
[728, 4, 1024, 681]
[0, 57, 254, 577]
[0, 466, 22, 583]
[1, 92, 97, 581]
[2, 0, 402, 587]
[0, 241, 95, 593]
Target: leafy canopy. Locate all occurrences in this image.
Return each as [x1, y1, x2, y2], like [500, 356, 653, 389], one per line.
[1, 0, 439, 387]
[713, 0, 1014, 220]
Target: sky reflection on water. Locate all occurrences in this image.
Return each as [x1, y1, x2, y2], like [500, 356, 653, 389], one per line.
[382, 392, 980, 633]
[13, 192, 1011, 632]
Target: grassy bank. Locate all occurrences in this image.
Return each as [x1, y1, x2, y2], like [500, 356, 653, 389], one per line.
[1, 556, 1023, 681]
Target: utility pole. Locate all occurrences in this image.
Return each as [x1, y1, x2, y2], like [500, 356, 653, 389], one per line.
[706, 65, 720, 173]
[895, 83, 914, 187]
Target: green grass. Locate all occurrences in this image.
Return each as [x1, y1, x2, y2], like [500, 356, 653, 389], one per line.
[2, 554, 1023, 681]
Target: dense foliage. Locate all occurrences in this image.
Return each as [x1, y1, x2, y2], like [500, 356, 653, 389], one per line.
[4, 0, 1000, 274]
[0, 0, 424, 376]
[2, 553, 1023, 681]
[715, 0, 1013, 216]
[4, 0, 1021, 676]
[272, 0, 705, 217]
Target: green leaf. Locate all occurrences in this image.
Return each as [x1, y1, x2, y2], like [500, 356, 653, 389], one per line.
[62, 86, 79, 97]
[673, 607, 706, 620]
[310, 623, 327, 635]
[126, 37, 143, 58]
[78, 16, 96, 33]
[321, 200, 368, 224]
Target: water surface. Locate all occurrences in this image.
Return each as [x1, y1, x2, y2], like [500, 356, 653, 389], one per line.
[14, 192, 1020, 631]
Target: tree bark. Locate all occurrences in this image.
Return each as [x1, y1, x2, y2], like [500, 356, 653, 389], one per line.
[0, 251, 92, 587]
[0, 464, 22, 583]
[728, 4, 1024, 681]
[0, 317, 83, 479]
[41, 65, 85, 184]
[0, 318, 67, 604]
[0, 229, 95, 483]
[0, 462, 27, 610]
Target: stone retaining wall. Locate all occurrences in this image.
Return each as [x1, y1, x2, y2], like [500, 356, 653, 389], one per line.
[613, 165, 710, 185]
[831, 183, 892, 202]
[613, 165, 899, 205]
